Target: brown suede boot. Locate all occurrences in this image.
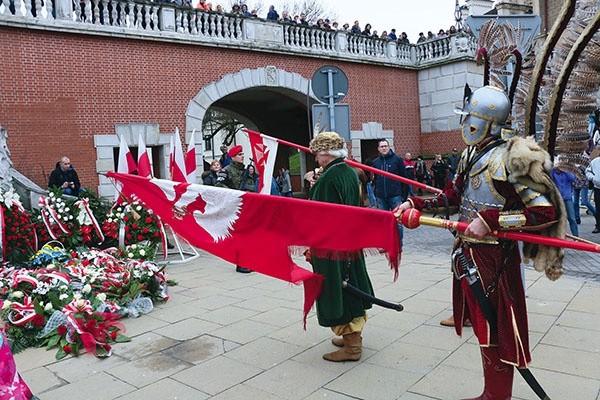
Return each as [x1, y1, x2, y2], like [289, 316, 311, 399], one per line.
[323, 332, 362, 362]
[331, 334, 363, 347]
[462, 347, 514, 400]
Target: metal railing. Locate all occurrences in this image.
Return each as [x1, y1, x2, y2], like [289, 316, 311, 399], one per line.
[0, 0, 477, 67]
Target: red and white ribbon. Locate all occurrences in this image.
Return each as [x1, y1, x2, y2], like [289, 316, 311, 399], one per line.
[75, 198, 105, 244]
[38, 196, 70, 238]
[8, 297, 37, 326]
[62, 298, 93, 315]
[11, 271, 39, 289]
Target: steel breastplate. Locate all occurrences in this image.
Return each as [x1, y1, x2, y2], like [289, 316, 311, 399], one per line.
[459, 145, 507, 224]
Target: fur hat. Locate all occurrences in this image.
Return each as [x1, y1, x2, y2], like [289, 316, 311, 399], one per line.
[309, 132, 345, 154]
[228, 145, 243, 157]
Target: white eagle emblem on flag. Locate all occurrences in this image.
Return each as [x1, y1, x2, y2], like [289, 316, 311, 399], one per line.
[150, 179, 243, 242]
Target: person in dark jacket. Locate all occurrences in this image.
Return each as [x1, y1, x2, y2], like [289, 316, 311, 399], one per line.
[266, 5, 279, 21]
[447, 148, 460, 182]
[371, 139, 407, 243]
[202, 159, 224, 186]
[48, 156, 82, 195]
[431, 153, 448, 189]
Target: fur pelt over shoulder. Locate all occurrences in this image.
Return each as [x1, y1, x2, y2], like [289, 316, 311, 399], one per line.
[504, 136, 566, 281]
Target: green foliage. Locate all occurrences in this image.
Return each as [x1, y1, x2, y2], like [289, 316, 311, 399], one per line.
[288, 150, 300, 175]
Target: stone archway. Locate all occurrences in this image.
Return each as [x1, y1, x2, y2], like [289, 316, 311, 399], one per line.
[184, 66, 316, 144]
[185, 66, 318, 189]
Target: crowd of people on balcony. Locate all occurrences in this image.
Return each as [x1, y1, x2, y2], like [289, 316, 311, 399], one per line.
[155, 0, 464, 45]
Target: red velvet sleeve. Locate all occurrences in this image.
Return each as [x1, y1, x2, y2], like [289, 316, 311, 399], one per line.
[409, 175, 463, 210]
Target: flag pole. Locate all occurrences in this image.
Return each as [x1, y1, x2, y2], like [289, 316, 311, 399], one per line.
[399, 208, 600, 253]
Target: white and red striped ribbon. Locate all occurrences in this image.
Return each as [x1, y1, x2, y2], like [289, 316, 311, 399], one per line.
[75, 198, 105, 244]
[8, 297, 37, 326]
[62, 298, 93, 315]
[39, 196, 70, 237]
[12, 271, 39, 289]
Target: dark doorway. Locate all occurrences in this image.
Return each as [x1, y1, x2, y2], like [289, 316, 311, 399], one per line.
[361, 139, 380, 163]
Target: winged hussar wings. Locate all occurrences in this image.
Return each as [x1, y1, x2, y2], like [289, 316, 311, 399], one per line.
[475, 1, 600, 168]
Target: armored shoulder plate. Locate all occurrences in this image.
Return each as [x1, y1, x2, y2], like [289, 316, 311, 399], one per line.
[512, 181, 553, 207]
[468, 145, 507, 181]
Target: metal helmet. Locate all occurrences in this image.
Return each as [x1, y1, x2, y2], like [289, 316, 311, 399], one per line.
[455, 85, 511, 146]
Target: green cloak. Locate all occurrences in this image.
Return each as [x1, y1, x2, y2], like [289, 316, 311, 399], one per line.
[309, 158, 374, 327]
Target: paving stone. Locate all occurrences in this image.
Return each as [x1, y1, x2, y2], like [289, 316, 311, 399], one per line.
[19, 366, 63, 394]
[324, 362, 423, 400]
[171, 355, 263, 395]
[46, 352, 128, 382]
[110, 332, 179, 360]
[224, 336, 305, 370]
[541, 325, 600, 354]
[114, 377, 210, 400]
[107, 352, 190, 387]
[209, 383, 286, 399]
[162, 334, 231, 364]
[154, 317, 221, 341]
[245, 359, 340, 400]
[13, 345, 59, 371]
[38, 372, 135, 400]
[209, 318, 285, 344]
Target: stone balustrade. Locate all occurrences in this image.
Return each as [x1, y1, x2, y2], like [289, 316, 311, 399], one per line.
[0, 0, 477, 68]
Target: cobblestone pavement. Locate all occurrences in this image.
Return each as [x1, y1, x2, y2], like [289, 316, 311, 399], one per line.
[403, 211, 600, 282]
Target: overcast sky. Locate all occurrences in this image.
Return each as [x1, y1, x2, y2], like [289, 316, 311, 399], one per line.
[297, 0, 462, 42]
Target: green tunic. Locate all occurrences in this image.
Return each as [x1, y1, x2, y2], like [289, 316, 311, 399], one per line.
[309, 158, 374, 327]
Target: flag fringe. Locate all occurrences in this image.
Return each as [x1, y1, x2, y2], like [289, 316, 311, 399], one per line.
[288, 246, 400, 281]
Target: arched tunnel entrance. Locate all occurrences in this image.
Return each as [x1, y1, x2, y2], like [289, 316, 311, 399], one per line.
[186, 66, 321, 194]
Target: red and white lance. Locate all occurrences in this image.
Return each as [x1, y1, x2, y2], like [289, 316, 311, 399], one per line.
[248, 129, 600, 253]
[400, 209, 600, 253]
[244, 129, 441, 194]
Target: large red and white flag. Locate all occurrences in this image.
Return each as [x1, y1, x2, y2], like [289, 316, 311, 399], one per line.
[185, 129, 197, 184]
[114, 136, 137, 201]
[245, 129, 279, 194]
[137, 131, 152, 178]
[107, 172, 401, 326]
[169, 128, 187, 183]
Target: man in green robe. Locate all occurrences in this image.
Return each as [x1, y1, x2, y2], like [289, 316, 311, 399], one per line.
[308, 131, 374, 362]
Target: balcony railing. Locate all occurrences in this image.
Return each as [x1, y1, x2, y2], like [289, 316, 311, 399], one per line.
[0, 0, 477, 68]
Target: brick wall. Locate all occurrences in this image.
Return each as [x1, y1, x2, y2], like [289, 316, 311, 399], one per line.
[0, 26, 448, 192]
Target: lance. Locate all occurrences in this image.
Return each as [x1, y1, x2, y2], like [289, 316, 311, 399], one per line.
[345, 159, 442, 195]
[399, 208, 600, 254]
[247, 130, 441, 194]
